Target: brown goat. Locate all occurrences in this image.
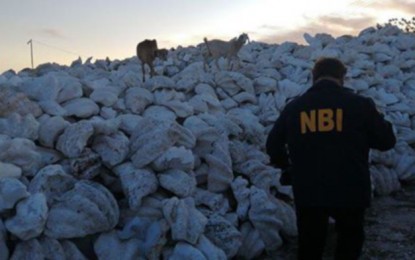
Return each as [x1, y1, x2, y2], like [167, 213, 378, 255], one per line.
[136, 39, 168, 82]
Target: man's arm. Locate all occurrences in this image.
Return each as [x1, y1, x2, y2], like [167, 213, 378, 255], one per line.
[266, 111, 290, 169]
[367, 98, 396, 151]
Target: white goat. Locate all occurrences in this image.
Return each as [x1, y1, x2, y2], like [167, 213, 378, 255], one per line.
[136, 39, 168, 82]
[203, 33, 250, 70]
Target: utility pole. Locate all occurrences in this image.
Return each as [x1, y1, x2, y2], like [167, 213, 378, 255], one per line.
[27, 39, 34, 69]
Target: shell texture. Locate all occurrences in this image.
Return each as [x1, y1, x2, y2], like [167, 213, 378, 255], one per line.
[162, 197, 207, 245]
[45, 181, 119, 239]
[0, 178, 29, 212]
[5, 193, 48, 240]
[0, 24, 414, 258]
[113, 162, 158, 210]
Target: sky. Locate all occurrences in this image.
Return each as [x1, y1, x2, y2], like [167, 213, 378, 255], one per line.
[0, 0, 414, 73]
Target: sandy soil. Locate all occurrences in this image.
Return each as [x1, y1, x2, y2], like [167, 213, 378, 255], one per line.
[266, 183, 415, 260]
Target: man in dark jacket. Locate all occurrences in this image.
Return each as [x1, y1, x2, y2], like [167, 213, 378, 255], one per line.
[266, 58, 396, 260]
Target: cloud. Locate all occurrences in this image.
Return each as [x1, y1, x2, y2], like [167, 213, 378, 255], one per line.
[257, 15, 377, 44]
[254, 0, 413, 45]
[259, 24, 284, 31]
[369, 0, 415, 15]
[39, 28, 66, 39]
[317, 16, 377, 30]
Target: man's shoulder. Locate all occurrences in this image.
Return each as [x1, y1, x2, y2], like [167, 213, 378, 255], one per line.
[281, 91, 315, 115]
[283, 95, 303, 112]
[341, 87, 374, 105]
[283, 86, 375, 113]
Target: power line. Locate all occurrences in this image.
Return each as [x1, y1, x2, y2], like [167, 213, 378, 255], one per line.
[31, 39, 87, 59]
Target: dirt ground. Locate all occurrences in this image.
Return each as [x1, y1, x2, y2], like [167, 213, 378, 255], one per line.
[360, 183, 415, 259]
[267, 183, 415, 260]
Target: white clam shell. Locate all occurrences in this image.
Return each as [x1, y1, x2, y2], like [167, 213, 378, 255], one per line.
[258, 93, 279, 124]
[0, 220, 8, 260]
[56, 76, 83, 103]
[92, 131, 129, 167]
[0, 113, 39, 140]
[143, 105, 177, 122]
[278, 79, 305, 99]
[231, 177, 251, 220]
[194, 188, 229, 214]
[0, 87, 42, 117]
[118, 217, 169, 259]
[161, 100, 194, 118]
[18, 74, 61, 101]
[94, 231, 141, 260]
[169, 242, 207, 260]
[65, 148, 102, 179]
[45, 181, 119, 239]
[370, 165, 401, 196]
[228, 108, 265, 145]
[62, 98, 100, 118]
[396, 127, 415, 144]
[134, 194, 165, 220]
[249, 187, 283, 251]
[125, 87, 153, 114]
[253, 76, 277, 93]
[56, 121, 94, 158]
[38, 100, 67, 116]
[89, 87, 119, 107]
[38, 116, 70, 148]
[0, 178, 29, 212]
[215, 71, 255, 96]
[113, 163, 158, 210]
[28, 164, 76, 205]
[204, 214, 242, 258]
[236, 160, 278, 191]
[149, 76, 176, 91]
[159, 169, 196, 197]
[89, 117, 120, 135]
[38, 236, 67, 260]
[206, 136, 233, 193]
[9, 239, 44, 260]
[162, 197, 207, 245]
[152, 147, 194, 173]
[394, 154, 415, 181]
[5, 193, 48, 240]
[129, 119, 195, 168]
[0, 137, 42, 176]
[117, 114, 142, 136]
[237, 222, 266, 259]
[183, 116, 220, 143]
[196, 235, 227, 260]
[0, 162, 22, 179]
[100, 106, 117, 119]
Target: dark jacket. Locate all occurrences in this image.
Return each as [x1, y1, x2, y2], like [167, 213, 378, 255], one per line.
[266, 79, 396, 207]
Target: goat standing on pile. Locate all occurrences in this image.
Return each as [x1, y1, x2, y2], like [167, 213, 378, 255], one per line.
[136, 39, 168, 82]
[203, 33, 250, 71]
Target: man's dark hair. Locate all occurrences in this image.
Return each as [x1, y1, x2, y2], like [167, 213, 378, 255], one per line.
[312, 57, 347, 82]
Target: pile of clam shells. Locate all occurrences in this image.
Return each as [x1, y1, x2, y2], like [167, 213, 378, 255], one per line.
[0, 24, 414, 259]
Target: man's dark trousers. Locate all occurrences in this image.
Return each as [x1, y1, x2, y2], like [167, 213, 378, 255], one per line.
[296, 207, 366, 260]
